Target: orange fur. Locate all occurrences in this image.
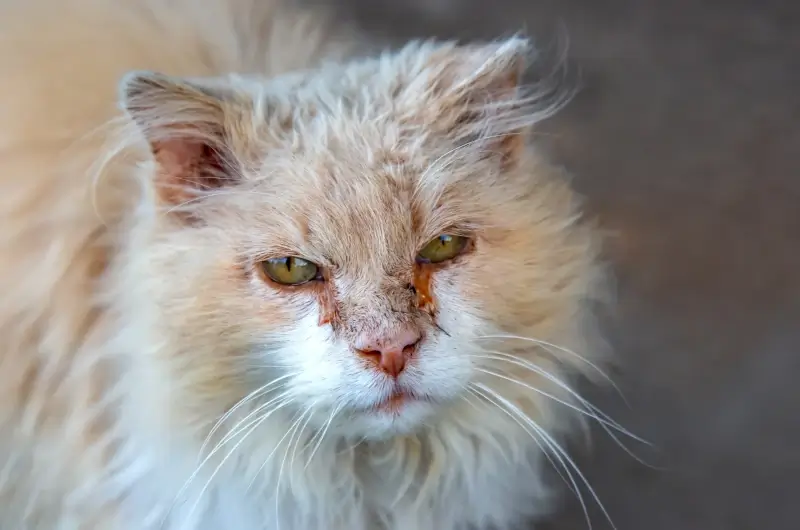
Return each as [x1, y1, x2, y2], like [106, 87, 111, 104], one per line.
[0, 0, 603, 529]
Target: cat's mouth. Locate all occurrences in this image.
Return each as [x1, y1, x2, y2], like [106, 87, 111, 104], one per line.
[375, 392, 409, 413]
[369, 389, 434, 415]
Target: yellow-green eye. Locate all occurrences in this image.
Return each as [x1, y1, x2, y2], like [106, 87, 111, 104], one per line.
[417, 234, 469, 264]
[260, 257, 319, 285]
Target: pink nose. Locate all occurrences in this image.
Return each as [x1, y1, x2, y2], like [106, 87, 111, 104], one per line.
[353, 326, 422, 378]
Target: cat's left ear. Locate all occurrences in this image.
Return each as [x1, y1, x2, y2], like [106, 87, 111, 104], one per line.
[119, 71, 245, 215]
[429, 37, 552, 169]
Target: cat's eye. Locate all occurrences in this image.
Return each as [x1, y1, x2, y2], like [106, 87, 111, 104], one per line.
[417, 234, 469, 264]
[260, 257, 320, 285]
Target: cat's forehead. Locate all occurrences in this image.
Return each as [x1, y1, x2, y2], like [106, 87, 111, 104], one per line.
[248, 155, 430, 262]
[248, 108, 471, 233]
[199, 37, 539, 262]
[224, 135, 488, 277]
[261, 78, 437, 163]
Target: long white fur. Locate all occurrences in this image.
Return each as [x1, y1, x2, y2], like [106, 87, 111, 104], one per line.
[0, 0, 609, 529]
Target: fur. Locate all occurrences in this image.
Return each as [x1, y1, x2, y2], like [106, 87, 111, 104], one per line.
[0, 0, 604, 528]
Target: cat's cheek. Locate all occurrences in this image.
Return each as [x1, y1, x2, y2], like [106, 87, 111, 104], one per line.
[429, 267, 486, 335]
[425, 264, 522, 390]
[267, 310, 349, 405]
[416, 268, 492, 391]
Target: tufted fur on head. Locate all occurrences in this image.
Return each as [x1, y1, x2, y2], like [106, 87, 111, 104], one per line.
[0, 0, 607, 529]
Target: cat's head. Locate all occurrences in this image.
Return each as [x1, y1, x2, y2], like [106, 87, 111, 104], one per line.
[116, 37, 600, 443]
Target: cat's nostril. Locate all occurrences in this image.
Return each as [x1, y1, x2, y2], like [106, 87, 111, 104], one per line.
[354, 327, 422, 378]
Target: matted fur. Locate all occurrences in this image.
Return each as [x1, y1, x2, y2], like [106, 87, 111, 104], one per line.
[0, 0, 606, 529]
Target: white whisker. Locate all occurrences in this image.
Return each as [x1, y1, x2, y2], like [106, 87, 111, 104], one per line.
[472, 363, 634, 443]
[475, 351, 657, 466]
[240, 403, 306, 493]
[181, 402, 286, 528]
[465, 386, 576, 495]
[290, 406, 317, 468]
[198, 373, 296, 462]
[165, 394, 293, 527]
[475, 351, 649, 446]
[336, 434, 367, 456]
[207, 391, 294, 460]
[469, 385, 591, 529]
[473, 383, 617, 530]
[475, 334, 624, 400]
[304, 403, 342, 470]
[481, 351, 655, 469]
[274, 404, 317, 530]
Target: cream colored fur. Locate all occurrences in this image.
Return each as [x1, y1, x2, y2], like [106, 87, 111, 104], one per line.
[0, 0, 605, 529]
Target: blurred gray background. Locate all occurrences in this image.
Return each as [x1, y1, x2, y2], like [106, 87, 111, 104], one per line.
[325, 0, 800, 528]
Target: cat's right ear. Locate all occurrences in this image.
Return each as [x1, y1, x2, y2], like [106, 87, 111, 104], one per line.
[119, 71, 241, 215]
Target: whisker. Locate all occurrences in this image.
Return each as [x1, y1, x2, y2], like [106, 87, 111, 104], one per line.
[198, 374, 295, 461]
[181, 402, 288, 528]
[458, 392, 514, 466]
[207, 391, 294, 459]
[304, 403, 342, 470]
[474, 334, 624, 401]
[290, 406, 317, 468]
[475, 351, 648, 446]
[473, 364, 635, 441]
[165, 394, 293, 525]
[479, 350, 655, 467]
[465, 386, 576, 495]
[474, 383, 618, 530]
[336, 434, 367, 456]
[471, 388, 592, 530]
[239, 403, 305, 494]
[474, 352, 657, 465]
[274, 404, 317, 530]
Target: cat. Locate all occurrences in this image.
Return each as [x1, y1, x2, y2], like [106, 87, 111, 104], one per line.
[0, 0, 605, 528]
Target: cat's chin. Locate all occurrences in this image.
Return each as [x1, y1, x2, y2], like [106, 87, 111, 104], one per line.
[344, 398, 440, 440]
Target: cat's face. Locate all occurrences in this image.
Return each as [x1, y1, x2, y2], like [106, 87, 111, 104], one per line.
[118, 38, 597, 442]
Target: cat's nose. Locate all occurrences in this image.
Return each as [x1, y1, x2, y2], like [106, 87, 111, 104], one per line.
[353, 326, 422, 378]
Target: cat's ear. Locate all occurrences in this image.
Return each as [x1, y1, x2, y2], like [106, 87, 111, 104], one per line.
[119, 71, 242, 214]
[427, 37, 550, 169]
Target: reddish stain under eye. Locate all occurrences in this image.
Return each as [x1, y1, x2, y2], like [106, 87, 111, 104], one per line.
[413, 264, 436, 314]
[317, 283, 338, 326]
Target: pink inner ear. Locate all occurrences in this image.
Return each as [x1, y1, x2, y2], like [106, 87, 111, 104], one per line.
[152, 138, 228, 208]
